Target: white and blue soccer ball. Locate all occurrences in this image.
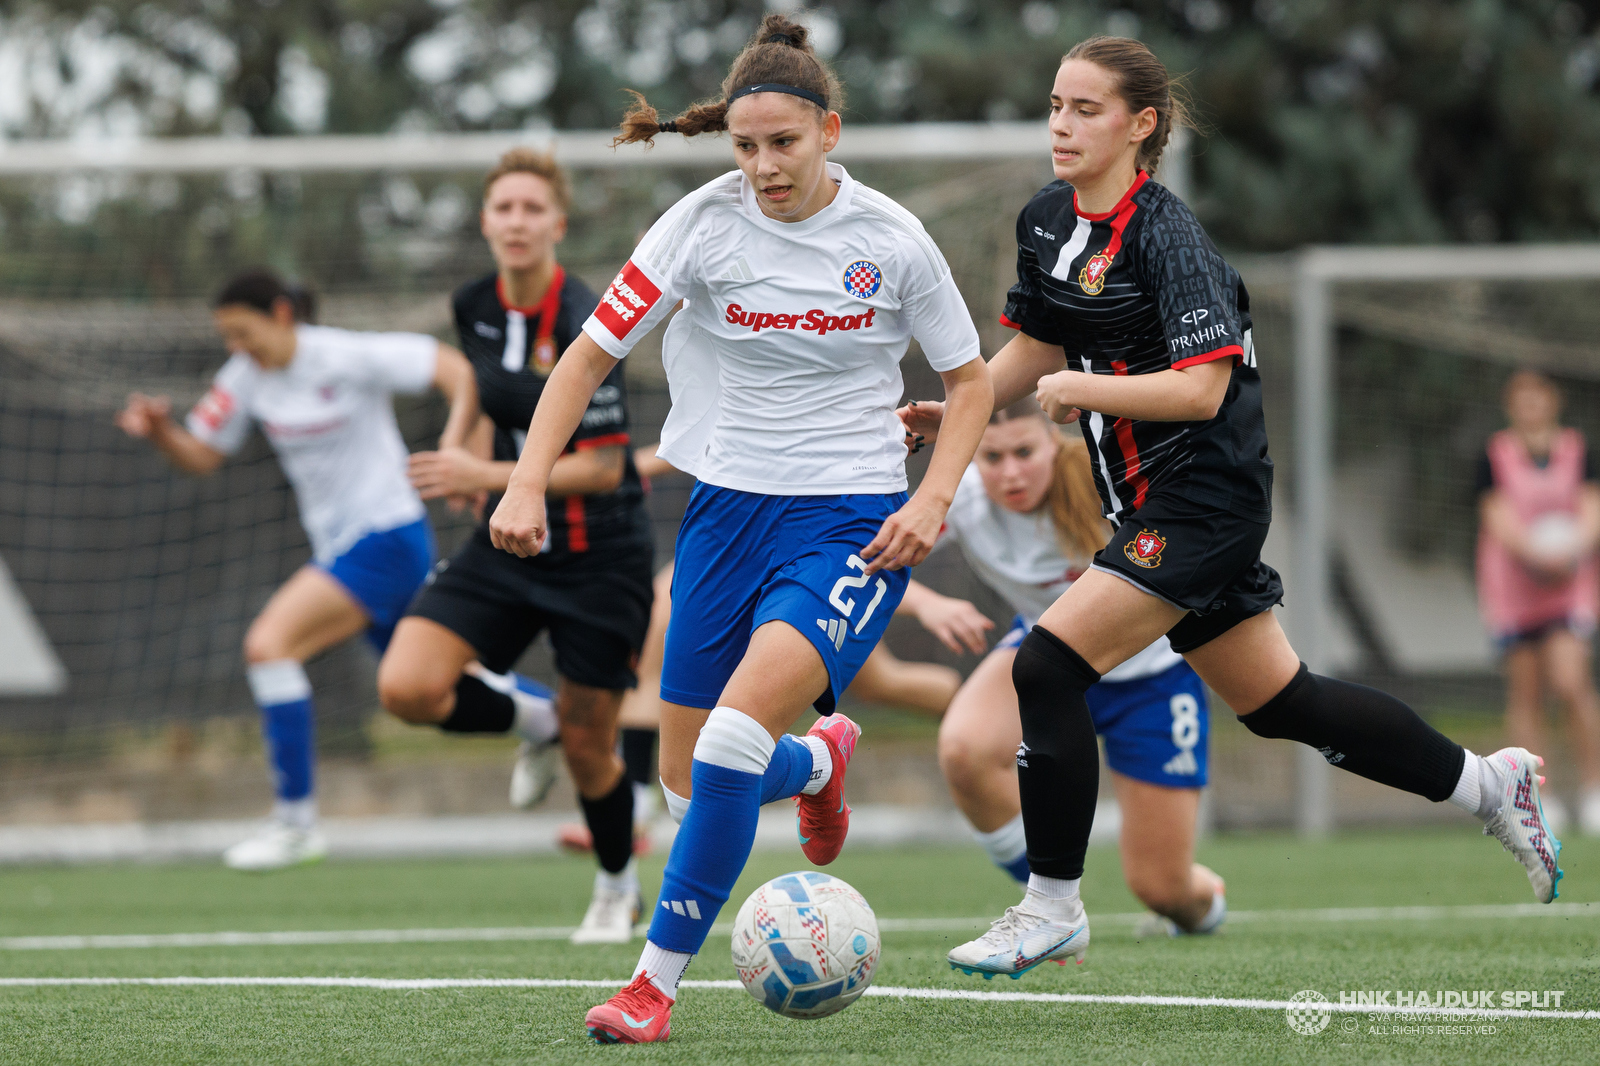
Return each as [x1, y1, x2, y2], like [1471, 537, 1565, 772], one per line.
[730, 871, 881, 1020]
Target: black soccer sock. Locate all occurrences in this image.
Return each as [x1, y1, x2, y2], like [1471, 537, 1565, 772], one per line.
[438, 673, 515, 734]
[1013, 627, 1102, 881]
[581, 773, 636, 875]
[1240, 663, 1466, 802]
[621, 727, 657, 787]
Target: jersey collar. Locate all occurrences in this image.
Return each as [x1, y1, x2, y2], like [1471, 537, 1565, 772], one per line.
[1072, 169, 1148, 221]
[739, 160, 855, 236]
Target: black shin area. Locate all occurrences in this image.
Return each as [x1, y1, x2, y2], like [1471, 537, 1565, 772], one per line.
[581, 773, 636, 875]
[1012, 627, 1102, 880]
[1240, 663, 1465, 802]
[438, 673, 515, 734]
[621, 728, 656, 787]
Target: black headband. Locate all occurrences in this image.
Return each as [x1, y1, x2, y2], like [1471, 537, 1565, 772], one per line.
[727, 82, 828, 109]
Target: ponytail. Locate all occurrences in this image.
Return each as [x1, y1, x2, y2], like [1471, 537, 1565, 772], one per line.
[614, 13, 844, 147]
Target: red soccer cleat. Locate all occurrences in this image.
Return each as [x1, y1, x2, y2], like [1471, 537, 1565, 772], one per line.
[584, 972, 674, 1044]
[796, 713, 862, 866]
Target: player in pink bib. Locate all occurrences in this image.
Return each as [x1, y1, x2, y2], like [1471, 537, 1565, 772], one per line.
[1476, 370, 1600, 836]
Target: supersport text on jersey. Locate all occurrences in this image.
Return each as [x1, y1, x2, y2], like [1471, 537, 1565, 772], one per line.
[580, 162, 980, 496]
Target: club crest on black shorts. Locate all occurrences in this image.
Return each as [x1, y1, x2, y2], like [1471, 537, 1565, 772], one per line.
[1125, 529, 1166, 568]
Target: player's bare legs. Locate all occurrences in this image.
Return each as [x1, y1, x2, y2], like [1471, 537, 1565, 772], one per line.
[1111, 773, 1221, 932]
[244, 566, 370, 666]
[1543, 630, 1600, 795]
[937, 649, 1021, 832]
[377, 617, 480, 723]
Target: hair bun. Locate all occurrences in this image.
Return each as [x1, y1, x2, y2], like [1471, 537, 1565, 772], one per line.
[765, 32, 799, 46]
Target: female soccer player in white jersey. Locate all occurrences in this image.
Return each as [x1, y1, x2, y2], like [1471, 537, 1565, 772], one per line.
[900, 36, 1562, 979]
[489, 17, 993, 1043]
[115, 269, 476, 870]
[906, 400, 1224, 936]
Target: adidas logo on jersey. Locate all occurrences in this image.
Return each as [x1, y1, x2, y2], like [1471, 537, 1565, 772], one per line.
[721, 257, 755, 281]
[661, 898, 702, 919]
[725, 302, 877, 336]
[1161, 750, 1198, 776]
[816, 618, 848, 651]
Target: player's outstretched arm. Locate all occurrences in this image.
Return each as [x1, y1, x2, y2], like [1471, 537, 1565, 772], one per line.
[862, 355, 992, 575]
[897, 331, 1066, 448]
[899, 579, 993, 655]
[489, 332, 620, 557]
[115, 392, 225, 476]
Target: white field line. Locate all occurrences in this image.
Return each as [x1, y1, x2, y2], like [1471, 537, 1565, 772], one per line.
[0, 976, 1593, 1021]
[5, 900, 1595, 952]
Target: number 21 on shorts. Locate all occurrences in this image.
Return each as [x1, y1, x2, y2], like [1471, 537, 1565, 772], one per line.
[829, 555, 888, 636]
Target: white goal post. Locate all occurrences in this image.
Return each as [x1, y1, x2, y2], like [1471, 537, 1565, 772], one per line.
[1290, 244, 1600, 836]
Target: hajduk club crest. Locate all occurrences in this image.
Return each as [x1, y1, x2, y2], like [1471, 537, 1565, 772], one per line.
[1079, 252, 1114, 295]
[843, 260, 882, 299]
[1124, 529, 1165, 568]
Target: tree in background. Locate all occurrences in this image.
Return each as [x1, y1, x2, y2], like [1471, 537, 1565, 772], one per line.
[1, 0, 1597, 246]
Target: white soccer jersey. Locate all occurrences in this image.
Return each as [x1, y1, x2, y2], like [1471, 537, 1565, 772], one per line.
[581, 163, 981, 494]
[939, 465, 1182, 682]
[186, 324, 437, 563]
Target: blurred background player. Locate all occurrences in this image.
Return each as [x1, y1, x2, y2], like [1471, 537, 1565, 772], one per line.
[115, 269, 477, 870]
[1477, 369, 1600, 836]
[487, 17, 992, 1043]
[908, 399, 1225, 935]
[376, 148, 655, 944]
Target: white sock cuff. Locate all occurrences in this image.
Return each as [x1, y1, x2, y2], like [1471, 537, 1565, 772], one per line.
[597, 859, 639, 895]
[661, 781, 689, 824]
[1027, 873, 1081, 900]
[800, 735, 831, 796]
[693, 707, 775, 775]
[272, 796, 317, 829]
[248, 660, 311, 706]
[633, 940, 693, 1001]
[1448, 748, 1484, 816]
[974, 813, 1028, 864]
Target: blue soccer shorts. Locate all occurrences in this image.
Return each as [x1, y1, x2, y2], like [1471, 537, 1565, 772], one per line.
[660, 484, 911, 714]
[318, 516, 436, 652]
[1000, 616, 1210, 788]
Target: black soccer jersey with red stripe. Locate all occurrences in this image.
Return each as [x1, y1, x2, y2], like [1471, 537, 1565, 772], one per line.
[452, 272, 649, 557]
[1003, 172, 1272, 524]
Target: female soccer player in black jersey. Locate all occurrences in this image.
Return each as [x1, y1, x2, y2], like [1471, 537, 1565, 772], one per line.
[376, 149, 654, 945]
[902, 36, 1563, 979]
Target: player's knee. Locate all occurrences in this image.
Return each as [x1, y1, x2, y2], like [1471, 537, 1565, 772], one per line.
[937, 728, 984, 792]
[1126, 866, 1191, 916]
[242, 623, 287, 666]
[376, 660, 452, 724]
[559, 726, 617, 789]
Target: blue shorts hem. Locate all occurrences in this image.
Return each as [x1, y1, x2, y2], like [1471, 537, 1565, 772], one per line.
[318, 517, 435, 652]
[658, 683, 720, 711]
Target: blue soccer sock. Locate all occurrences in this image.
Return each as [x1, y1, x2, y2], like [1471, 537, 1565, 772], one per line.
[974, 813, 1031, 884]
[248, 660, 316, 826]
[646, 706, 773, 958]
[759, 734, 821, 805]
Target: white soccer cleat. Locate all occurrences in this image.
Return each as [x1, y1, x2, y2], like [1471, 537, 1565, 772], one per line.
[509, 739, 561, 809]
[1132, 888, 1226, 939]
[569, 882, 641, 945]
[1481, 747, 1563, 904]
[222, 824, 328, 872]
[948, 902, 1089, 979]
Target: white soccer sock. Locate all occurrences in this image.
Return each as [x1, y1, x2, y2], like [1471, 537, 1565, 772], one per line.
[1192, 886, 1227, 933]
[633, 940, 693, 1001]
[1025, 873, 1082, 917]
[800, 735, 831, 796]
[974, 814, 1028, 868]
[272, 797, 317, 830]
[661, 781, 689, 824]
[597, 858, 639, 897]
[1448, 749, 1502, 819]
[633, 781, 660, 826]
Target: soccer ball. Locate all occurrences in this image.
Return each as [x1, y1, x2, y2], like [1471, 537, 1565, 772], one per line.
[730, 871, 881, 1020]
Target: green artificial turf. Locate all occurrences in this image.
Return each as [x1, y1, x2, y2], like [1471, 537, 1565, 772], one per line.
[1, 829, 1596, 1065]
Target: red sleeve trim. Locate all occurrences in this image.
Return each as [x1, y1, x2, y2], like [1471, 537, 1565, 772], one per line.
[1172, 344, 1243, 370]
[574, 432, 630, 451]
[999, 314, 1022, 331]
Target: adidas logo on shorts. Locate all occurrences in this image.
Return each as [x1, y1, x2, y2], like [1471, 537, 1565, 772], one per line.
[816, 617, 847, 651]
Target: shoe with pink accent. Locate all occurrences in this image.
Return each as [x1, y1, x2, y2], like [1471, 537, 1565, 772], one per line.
[1482, 747, 1563, 904]
[796, 713, 861, 866]
[584, 972, 673, 1044]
